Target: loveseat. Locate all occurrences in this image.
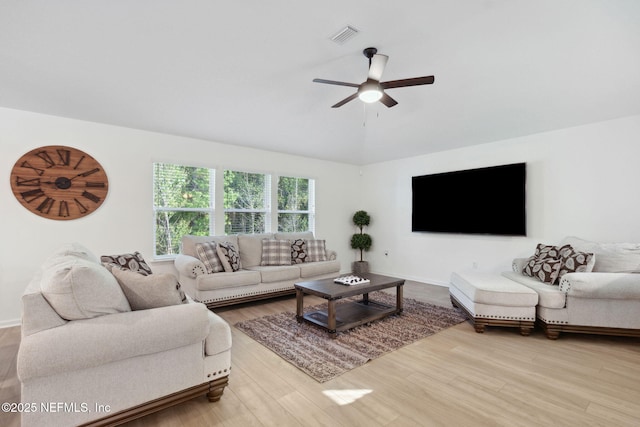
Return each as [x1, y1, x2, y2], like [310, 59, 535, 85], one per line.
[451, 236, 640, 339]
[174, 232, 341, 308]
[18, 243, 232, 426]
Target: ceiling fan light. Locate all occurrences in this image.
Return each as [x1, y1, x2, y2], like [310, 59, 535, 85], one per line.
[358, 81, 383, 103]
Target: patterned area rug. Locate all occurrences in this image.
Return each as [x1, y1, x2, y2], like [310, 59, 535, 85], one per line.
[234, 291, 467, 382]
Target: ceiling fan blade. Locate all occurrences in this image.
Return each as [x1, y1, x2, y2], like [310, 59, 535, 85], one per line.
[313, 78, 359, 88]
[380, 75, 435, 89]
[368, 54, 388, 81]
[379, 92, 398, 108]
[331, 93, 359, 108]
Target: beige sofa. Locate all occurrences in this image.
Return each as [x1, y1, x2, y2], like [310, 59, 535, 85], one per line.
[504, 236, 640, 339]
[451, 236, 640, 339]
[18, 243, 232, 426]
[174, 232, 340, 308]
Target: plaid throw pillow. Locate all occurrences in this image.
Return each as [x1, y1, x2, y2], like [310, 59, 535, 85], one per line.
[261, 239, 292, 266]
[195, 242, 225, 274]
[291, 239, 307, 264]
[100, 251, 153, 276]
[216, 241, 241, 272]
[305, 239, 327, 262]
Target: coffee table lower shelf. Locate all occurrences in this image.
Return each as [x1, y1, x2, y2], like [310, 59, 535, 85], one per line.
[299, 300, 398, 337]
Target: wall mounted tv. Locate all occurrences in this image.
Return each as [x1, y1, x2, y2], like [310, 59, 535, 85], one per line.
[412, 163, 526, 236]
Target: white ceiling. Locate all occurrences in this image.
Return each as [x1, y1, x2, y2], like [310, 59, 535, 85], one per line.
[1, 1, 640, 165]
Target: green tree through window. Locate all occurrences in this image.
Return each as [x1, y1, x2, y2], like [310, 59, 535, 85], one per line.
[153, 163, 213, 257]
[224, 170, 270, 234]
[278, 176, 314, 232]
[153, 165, 316, 257]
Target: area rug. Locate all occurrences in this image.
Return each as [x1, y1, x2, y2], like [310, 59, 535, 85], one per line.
[234, 291, 467, 382]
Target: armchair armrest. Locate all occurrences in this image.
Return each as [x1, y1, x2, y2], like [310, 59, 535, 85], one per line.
[18, 302, 210, 381]
[512, 258, 529, 274]
[559, 272, 640, 299]
[205, 311, 232, 356]
[175, 253, 206, 278]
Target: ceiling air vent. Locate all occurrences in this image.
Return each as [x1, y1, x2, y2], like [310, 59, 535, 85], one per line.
[330, 25, 360, 45]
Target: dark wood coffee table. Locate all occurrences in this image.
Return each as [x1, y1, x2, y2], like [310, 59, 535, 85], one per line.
[295, 273, 405, 338]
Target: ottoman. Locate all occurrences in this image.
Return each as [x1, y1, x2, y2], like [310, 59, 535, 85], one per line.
[449, 271, 538, 335]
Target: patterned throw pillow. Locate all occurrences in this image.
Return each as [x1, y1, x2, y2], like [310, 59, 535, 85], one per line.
[559, 247, 595, 278]
[534, 244, 572, 261]
[261, 239, 292, 266]
[216, 241, 242, 272]
[100, 251, 153, 276]
[522, 243, 572, 285]
[523, 257, 562, 284]
[195, 242, 225, 274]
[305, 239, 327, 262]
[291, 239, 307, 264]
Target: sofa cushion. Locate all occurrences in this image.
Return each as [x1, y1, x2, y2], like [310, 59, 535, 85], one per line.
[291, 238, 308, 264]
[196, 270, 261, 291]
[502, 271, 567, 309]
[260, 239, 292, 266]
[40, 245, 131, 320]
[306, 239, 327, 262]
[299, 259, 340, 278]
[450, 271, 538, 307]
[111, 268, 184, 310]
[238, 233, 274, 268]
[100, 251, 153, 276]
[195, 242, 225, 273]
[216, 242, 242, 272]
[181, 235, 239, 258]
[246, 265, 301, 283]
[562, 236, 640, 273]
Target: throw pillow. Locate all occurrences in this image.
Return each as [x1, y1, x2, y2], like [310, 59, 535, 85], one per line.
[523, 257, 562, 285]
[40, 254, 131, 320]
[559, 248, 595, 278]
[111, 268, 184, 310]
[291, 238, 307, 264]
[261, 239, 293, 266]
[305, 239, 327, 262]
[533, 244, 572, 261]
[216, 241, 242, 272]
[100, 251, 153, 276]
[195, 242, 225, 274]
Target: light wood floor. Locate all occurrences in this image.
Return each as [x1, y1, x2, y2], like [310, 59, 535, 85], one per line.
[2, 282, 640, 426]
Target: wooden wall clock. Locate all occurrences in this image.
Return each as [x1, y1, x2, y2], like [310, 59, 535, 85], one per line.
[10, 145, 109, 220]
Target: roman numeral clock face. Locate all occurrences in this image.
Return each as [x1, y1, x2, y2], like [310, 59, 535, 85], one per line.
[10, 145, 109, 220]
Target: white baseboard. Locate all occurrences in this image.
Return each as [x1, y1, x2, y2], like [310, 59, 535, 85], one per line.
[0, 318, 21, 329]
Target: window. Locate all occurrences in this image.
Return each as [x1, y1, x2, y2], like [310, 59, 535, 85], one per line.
[153, 164, 316, 257]
[153, 163, 214, 257]
[278, 176, 315, 233]
[223, 170, 271, 234]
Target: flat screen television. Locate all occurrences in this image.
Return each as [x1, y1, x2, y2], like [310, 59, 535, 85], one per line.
[412, 163, 526, 236]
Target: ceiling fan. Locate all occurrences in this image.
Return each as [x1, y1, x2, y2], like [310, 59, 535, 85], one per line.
[313, 47, 434, 108]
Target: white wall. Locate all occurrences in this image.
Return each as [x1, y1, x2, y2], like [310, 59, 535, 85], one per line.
[3, 108, 640, 325]
[361, 114, 640, 285]
[0, 107, 361, 326]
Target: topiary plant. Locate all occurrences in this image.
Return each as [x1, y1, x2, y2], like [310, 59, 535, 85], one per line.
[351, 210, 372, 262]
